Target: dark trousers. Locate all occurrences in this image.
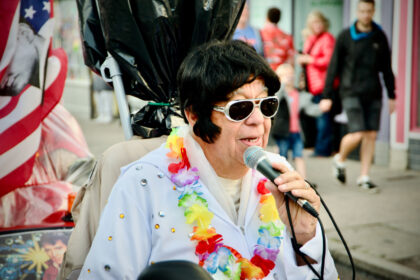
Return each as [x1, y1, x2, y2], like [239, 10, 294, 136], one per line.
[313, 95, 332, 156]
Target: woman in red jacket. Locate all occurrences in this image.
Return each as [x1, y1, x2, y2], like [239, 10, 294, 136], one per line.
[298, 10, 335, 157]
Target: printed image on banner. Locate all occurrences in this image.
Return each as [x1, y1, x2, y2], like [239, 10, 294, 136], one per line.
[0, 229, 72, 280]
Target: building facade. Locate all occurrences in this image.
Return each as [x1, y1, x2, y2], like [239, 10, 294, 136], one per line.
[248, 0, 419, 170]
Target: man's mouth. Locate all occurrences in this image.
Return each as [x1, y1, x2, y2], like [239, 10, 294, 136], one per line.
[241, 137, 261, 145]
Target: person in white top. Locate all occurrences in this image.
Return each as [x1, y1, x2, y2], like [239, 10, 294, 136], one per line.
[80, 40, 338, 279]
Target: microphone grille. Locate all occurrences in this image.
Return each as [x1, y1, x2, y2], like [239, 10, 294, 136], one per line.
[243, 146, 265, 169]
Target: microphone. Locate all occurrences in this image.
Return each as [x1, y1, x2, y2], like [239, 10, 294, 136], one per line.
[243, 146, 319, 218]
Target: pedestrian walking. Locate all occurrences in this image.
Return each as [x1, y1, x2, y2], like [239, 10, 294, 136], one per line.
[297, 10, 335, 157]
[233, 2, 264, 56]
[260, 7, 294, 70]
[320, 0, 396, 192]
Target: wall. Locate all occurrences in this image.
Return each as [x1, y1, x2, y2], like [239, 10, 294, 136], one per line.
[390, 0, 413, 169]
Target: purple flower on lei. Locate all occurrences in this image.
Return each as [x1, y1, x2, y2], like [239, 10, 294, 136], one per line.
[171, 166, 199, 187]
[253, 244, 280, 262]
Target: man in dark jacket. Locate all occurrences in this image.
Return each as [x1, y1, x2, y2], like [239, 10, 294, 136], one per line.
[320, 0, 395, 192]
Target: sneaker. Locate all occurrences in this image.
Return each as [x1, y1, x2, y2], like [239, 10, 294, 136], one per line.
[332, 154, 346, 184]
[357, 176, 379, 193]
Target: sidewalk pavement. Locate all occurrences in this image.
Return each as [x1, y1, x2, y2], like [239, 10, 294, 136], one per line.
[68, 102, 420, 280]
[305, 153, 420, 280]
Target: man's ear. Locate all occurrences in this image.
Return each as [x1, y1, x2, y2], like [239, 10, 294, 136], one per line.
[184, 109, 197, 127]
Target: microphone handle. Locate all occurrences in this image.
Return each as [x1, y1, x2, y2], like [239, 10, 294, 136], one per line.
[255, 158, 319, 218]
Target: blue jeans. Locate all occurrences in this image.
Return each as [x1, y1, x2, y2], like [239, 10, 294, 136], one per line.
[312, 95, 332, 156]
[276, 133, 303, 160]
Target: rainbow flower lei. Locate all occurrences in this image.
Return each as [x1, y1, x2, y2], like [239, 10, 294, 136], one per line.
[166, 128, 284, 279]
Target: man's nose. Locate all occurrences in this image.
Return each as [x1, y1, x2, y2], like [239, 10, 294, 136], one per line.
[246, 105, 265, 124]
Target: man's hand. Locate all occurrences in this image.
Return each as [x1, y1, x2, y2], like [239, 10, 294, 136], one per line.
[264, 162, 320, 245]
[297, 54, 314, 65]
[389, 99, 396, 114]
[319, 99, 332, 112]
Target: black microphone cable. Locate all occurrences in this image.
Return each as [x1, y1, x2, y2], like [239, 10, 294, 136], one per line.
[307, 180, 356, 280]
[285, 195, 326, 279]
[283, 180, 355, 280]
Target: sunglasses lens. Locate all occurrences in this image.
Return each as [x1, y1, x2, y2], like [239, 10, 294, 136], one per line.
[228, 100, 254, 121]
[260, 98, 279, 117]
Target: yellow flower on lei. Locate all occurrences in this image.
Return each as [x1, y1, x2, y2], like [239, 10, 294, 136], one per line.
[259, 195, 280, 223]
[166, 130, 184, 158]
[239, 258, 265, 279]
[190, 226, 218, 241]
[185, 203, 214, 229]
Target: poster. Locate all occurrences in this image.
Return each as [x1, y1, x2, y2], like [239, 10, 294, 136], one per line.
[0, 229, 72, 280]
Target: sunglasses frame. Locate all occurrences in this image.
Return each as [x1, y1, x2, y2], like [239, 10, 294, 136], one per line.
[213, 96, 279, 122]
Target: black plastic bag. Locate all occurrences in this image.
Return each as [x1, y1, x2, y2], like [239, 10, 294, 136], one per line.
[132, 102, 182, 138]
[76, 0, 107, 75]
[77, 0, 245, 137]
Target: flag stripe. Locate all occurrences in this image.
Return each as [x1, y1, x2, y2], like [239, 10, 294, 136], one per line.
[0, 65, 8, 81]
[40, 49, 67, 119]
[0, 126, 41, 179]
[0, 1, 20, 70]
[0, 51, 65, 154]
[0, 49, 67, 186]
[0, 85, 30, 118]
[0, 1, 68, 193]
[0, 104, 42, 154]
[0, 156, 36, 196]
[0, 95, 11, 110]
[0, 86, 42, 134]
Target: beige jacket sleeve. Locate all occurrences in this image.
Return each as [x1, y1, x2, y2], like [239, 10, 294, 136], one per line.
[58, 137, 165, 280]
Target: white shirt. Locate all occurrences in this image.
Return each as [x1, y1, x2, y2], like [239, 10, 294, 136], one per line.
[79, 127, 338, 279]
[217, 176, 242, 216]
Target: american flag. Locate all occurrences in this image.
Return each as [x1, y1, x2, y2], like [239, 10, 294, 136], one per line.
[0, 0, 67, 196]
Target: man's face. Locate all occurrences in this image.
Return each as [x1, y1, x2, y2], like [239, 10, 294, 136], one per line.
[197, 79, 272, 178]
[357, 2, 375, 27]
[277, 66, 294, 87]
[238, 3, 249, 26]
[43, 240, 67, 265]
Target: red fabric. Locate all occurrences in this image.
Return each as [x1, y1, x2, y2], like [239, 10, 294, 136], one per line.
[40, 48, 68, 119]
[0, 104, 92, 227]
[0, 99, 43, 155]
[260, 22, 295, 70]
[0, 0, 19, 59]
[0, 156, 36, 191]
[303, 32, 335, 95]
[0, 85, 30, 118]
[0, 0, 65, 191]
[0, 49, 67, 192]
